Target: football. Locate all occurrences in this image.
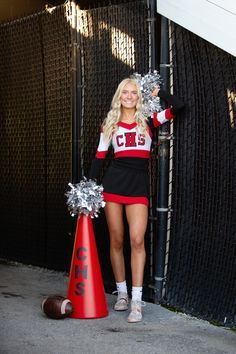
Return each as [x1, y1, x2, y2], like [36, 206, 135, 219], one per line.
[41, 295, 74, 319]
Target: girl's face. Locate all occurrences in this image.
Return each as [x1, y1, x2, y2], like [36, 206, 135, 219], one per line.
[120, 82, 139, 109]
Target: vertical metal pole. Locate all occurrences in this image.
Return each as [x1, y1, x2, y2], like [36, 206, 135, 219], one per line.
[154, 15, 170, 302]
[147, 0, 159, 293]
[76, 4, 83, 181]
[67, 1, 83, 273]
[147, 0, 157, 71]
[71, 1, 82, 184]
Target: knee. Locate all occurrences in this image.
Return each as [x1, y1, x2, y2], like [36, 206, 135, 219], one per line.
[110, 231, 124, 251]
[130, 236, 145, 251]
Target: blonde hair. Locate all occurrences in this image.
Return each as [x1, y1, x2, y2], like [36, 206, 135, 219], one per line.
[102, 78, 147, 141]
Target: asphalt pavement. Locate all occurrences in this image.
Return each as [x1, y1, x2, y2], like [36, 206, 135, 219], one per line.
[0, 260, 235, 354]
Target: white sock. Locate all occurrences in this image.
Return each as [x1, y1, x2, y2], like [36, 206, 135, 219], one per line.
[132, 286, 142, 301]
[116, 280, 127, 294]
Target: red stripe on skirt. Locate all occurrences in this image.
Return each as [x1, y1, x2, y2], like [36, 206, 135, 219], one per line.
[103, 192, 148, 206]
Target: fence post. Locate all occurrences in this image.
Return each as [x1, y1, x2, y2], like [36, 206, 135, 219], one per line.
[147, 0, 158, 70]
[71, 1, 82, 183]
[154, 15, 170, 302]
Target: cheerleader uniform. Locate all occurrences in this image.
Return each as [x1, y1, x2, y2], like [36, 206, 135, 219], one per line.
[89, 90, 184, 206]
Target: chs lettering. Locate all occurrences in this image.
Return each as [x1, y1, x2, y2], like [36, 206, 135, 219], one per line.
[74, 247, 88, 296]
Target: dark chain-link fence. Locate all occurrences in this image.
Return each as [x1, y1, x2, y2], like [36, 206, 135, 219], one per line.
[0, 0, 152, 283]
[165, 23, 236, 327]
[0, 5, 72, 269]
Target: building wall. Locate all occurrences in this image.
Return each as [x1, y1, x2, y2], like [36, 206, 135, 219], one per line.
[0, 0, 63, 23]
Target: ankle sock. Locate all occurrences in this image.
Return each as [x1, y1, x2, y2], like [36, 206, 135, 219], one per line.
[131, 286, 142, 301]
[116, 280, 127, 294]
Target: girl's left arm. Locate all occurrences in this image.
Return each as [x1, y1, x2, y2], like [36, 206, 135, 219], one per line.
[151, 89, 185, 127]
[158, 89, 185, 115]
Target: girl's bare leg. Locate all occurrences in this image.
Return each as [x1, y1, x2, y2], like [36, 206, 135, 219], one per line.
[125, 204, 148, 286]
[105, 202, 125, 282]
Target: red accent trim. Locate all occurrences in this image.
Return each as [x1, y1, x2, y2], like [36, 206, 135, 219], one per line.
[153, 109, 175, 127]
[114, 150, 150, 158]
[165, 108, 175, 120]
[153, 112, 160, 127]
[95, 151, 107, 158]
[153, 112, 157, 120]
[118, 121, 137, 129]
[103, 192, 148, 206]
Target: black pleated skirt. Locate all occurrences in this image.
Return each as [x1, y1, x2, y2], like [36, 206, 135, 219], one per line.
[102, 158, 149, 205]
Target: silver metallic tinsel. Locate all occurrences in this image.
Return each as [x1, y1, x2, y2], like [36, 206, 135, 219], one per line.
[131, 71, 163, 117]
[65, 178, 106, 218]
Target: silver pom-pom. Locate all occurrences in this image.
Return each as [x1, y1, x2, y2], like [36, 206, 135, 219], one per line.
[131, 71, 163, 117]
[65, 178, 106, 218]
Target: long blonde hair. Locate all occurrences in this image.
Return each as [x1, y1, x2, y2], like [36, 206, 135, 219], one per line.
[102, 78, 147, 141]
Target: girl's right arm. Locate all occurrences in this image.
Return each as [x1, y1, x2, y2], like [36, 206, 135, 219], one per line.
[88, 130, 110, 180]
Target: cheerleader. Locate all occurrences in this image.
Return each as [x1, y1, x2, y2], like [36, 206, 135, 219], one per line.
[89, 78, 184, 322]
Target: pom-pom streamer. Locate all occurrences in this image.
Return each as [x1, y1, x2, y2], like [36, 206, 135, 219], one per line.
[65, 178, 106, 218]
[131, 71, 163, 117]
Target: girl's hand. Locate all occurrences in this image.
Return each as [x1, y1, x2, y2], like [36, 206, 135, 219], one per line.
[151, 86, 160, 97]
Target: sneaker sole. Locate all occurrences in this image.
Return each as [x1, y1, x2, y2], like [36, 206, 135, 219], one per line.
[114, 305, 129, 311]
[127, 317, 142, 323]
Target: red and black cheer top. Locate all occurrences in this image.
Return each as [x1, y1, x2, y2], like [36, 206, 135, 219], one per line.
[89, 90, 184, 205]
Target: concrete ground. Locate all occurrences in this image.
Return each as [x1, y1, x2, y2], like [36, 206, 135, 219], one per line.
[0, 260, 235, 354]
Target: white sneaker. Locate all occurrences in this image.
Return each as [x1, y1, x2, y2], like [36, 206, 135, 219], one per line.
[127, 300, 145, 323]
[113, 291, 129, 311]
